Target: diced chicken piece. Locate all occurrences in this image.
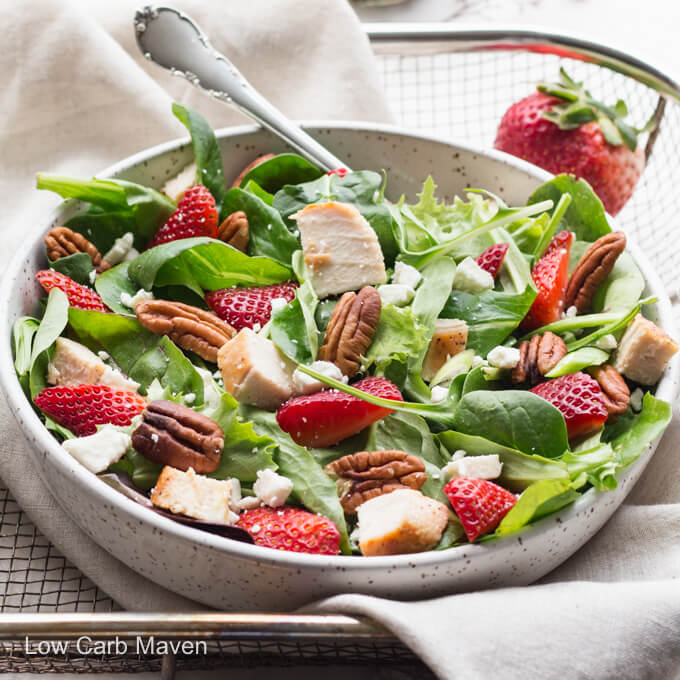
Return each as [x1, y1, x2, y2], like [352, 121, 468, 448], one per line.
[161, 161, 197, 203]
[421, 319, 469, 382]
[47, 337, 139, 392]
[61, 425, 131, 474]
[293, 202, 386, 299]
[358, 489, 449, 556]
[442, 454, 503, 480]
[613, 314, 678, 385]
[217, 328, 296, 410]
[252, 469, 294, 508]
[151, 466, 235, 523]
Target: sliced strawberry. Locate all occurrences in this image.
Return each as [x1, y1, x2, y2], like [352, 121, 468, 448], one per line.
[147, 184, 218, 248]
[327, 168, 349, 177]
[205, 282, 298, 331]
[36, 270, 108, 312]
[444, 477, 516, 542]
[236, 506, 341, 555]
[34, 384, 146, 437]
[276, 376, 403, 447]
[543, 229, 574, 257]
[476, 243, 509, 279]
[530, 371, 608, 439]
[521, 244, 571, 331]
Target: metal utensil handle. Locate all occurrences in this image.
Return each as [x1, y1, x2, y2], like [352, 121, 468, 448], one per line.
[134, 5, 348, 172]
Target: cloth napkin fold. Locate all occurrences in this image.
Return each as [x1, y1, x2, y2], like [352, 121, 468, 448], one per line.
[2, 2, 680, 679]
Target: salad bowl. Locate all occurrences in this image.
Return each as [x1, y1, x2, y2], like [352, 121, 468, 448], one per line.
[1, 122, 677, 610]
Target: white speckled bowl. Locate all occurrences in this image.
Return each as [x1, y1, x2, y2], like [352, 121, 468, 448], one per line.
[1, 123, 678, 610]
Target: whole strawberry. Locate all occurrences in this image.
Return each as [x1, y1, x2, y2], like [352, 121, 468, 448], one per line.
[236, 506, 341, 555]
[277, 376, 403, 447]
[476, 243, 509, 279]
[494, 70, 645, 215]
[147, 184, 218, 248]
[444, 476, 517, 542]
[205, 282, 298, 331]
[530, 371, 608, 439]
[34, 384, 146, 436]
[36, 270, 108, 312]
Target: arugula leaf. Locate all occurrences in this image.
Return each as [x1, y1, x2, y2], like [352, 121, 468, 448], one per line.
[528, 174, 611, 242]
[545, 347, 609, 378]
[453, 390, 569, 459]
[438, 430, 569, 492]
[269, 280, 319, 363]
[239, 153, 323, 193]
[222, 188, 300, 267]
[441, 285, 536, 356]
[127, 238, 292, 296]
[172, 103, 226, 216]
[49, 253, 94, 286]
[38, 174, 175, 252]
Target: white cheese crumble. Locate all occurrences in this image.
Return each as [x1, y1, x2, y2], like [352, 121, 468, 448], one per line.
[97, 351, 110, 361]
[487, 345, 521, 369]
[61, 426, 131, 474]
[270, 297, 288, 313]
[195, 367, 222, 411]
[120, 288, 154, 309]
[595, 334, 618, 351]
[471, 355, 488, 369]
[252, 469, 294, 508]
[88, 269, 96, 284]
[103, 232, 135, 266]
[443, 454, 503, 481]
[630, 387, 644, 412]
[183, 393, 196, 405]
[562, 305, 578, 319]
[430, 385, 449, 403]
[452, 449, 467, 461]
[238, 496, 261, 511]
[453, 257, 494, 294]
[392, 261, 422, 289]
[292, 361, 346, 395]
[377, 283, 415, 307]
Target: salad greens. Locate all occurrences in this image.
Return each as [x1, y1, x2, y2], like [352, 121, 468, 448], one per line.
[20, 103, 675, 558]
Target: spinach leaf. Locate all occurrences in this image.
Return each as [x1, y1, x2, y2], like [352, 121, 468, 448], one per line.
[592, 250, 644, 313]
[528, 174, 611, 242]
[545, 347, 609, 378]
[240, 153, 323, 193]
[38, 174, 175, 251]
[441, 285, 537, 356]
[493, 479, 580, 537]
[241, 406, 350, 554]
[50, 253, 94, 286]
[94, 261, 138, 315]
[453, 390, 569, 458]
[438, 430, 569, 492]
[222, 188, 300, 266]
[110, 448, 163, 491]
[269, 280, 319, 363]
[127, 238, 292, 296]
[172, 103, 226, 216]
[67, 309, 204, 401]
[243, 180, 274, 205]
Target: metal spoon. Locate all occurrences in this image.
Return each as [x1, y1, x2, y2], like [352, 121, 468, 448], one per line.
[134, 5, 348, 172]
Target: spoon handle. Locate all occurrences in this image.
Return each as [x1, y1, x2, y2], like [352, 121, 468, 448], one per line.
[134, 6, 348, 172]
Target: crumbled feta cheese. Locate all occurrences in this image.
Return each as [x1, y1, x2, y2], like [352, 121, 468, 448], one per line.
[122, 247, 140, 262]
[630, 387, 644, 412]
[227, 479, 242, 511]
[563, 305, 578, 319]
[103, 232, 135, 266]
[252, 322, 262, 332]
[377, 283, 415, 307]
[238, 496, 261, 511]
[487, 345, 521, 369]
[430, 385, 449, 403]
[471, 354, 488, 369]
[151, 433, 159, 443]
[88, 269, 97, 284]
[120, 288, 154, 309]
[595, 334, 618, 351]
[270, 297, 288, 313]
[452, 449, 467, 461]
[97, 351, 110, 361]
[99, 366, 140, 392]
[443, 454, 502, 480]
[253, 469, 294, 508]
[392, 261, 422, 289]
[292, 360, 347, 395]
[453, 257, 494, 293]
[61, 425, 131, 474]
[195, 367, 222, 411]
[183, 392, 196, 405]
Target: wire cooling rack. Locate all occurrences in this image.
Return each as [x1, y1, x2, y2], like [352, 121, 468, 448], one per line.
[2, 21, 680, 675]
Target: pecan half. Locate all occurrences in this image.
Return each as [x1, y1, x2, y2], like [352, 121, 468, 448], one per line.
[136, 300, 236, 363]
[230, 153, 275, 188]
[591, 364, 630, 416]
[218, 211, 249, 252]
[325, 450, 426, 513]
[318, 286, 381, 378]
[565, 232, 626, 313]
[132, 400, 224, 473]
[44, 226, 110, 273]
[512, 332, 567, 386]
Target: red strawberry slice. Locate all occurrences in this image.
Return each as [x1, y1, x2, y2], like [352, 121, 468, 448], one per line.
[205, 282, 298, 331]
[444, 476, 517, 542]
[147, 184, 218, 248]
[530, 371, 608, 439]
[277, 376, 403, 447]
[520, 244, 571, 331]
[36, 270, 108, 312]
[34, 384, 146, 437]
[327, 168, 349, 177]
[476, 243, 509, 279]
[543, 229, 574, 257]
[237, 506, 341, 555]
